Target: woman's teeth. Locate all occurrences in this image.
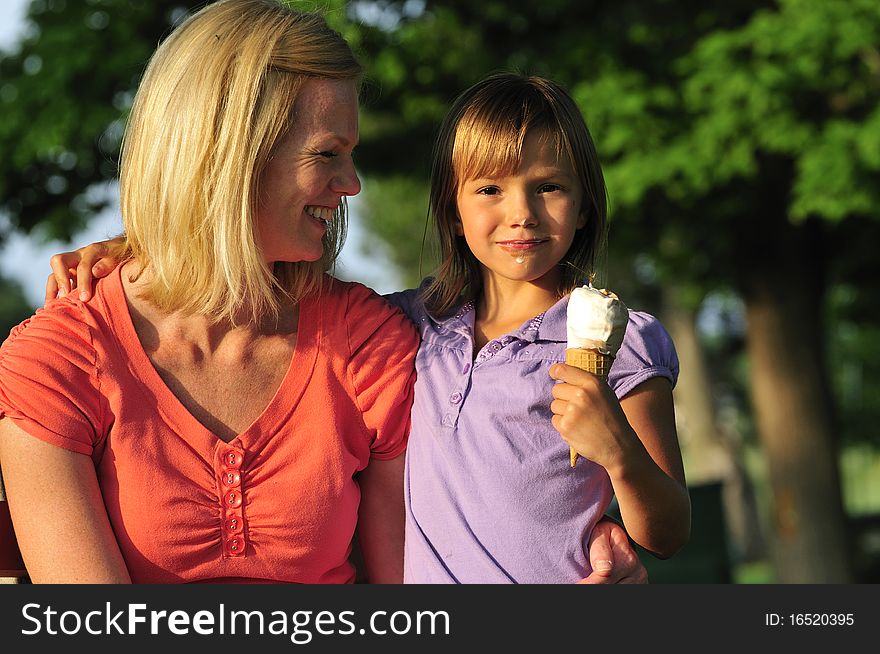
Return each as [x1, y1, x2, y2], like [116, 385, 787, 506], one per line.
[304, 205, 335, 224]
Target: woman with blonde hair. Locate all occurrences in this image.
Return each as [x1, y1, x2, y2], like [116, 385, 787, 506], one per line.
[0, 0, 415, 583]
[15, 0, 648, 583]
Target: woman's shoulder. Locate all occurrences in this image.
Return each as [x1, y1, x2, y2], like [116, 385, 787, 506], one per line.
[321, 276, 418, 340]
[323, 275, 401, 316]
[0, 269, 125, 371]
[0, 295, 112, 455]
[2, 296, 99, 359]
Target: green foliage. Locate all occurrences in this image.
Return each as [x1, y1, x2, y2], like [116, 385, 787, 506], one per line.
[359, 175, 434, 288]
[0, 274, 34, 338]
[0, 0, 202, 242]
[668, 0, 880, 222]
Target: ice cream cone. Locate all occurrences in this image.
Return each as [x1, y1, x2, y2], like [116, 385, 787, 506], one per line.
[565, 283, 628, 469]
[565, 348, 613, 467]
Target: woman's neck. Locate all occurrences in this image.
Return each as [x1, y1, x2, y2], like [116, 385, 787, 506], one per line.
[121, 260, 297, 353]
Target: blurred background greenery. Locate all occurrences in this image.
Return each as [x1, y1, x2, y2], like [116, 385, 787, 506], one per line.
[0, 0, 878, 583]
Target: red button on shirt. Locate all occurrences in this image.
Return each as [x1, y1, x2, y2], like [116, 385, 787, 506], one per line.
[223, 449, 243, 468]
[225, 537, 245, 557]
[225, 514, 244, 533]
[221, 469, 241, 488]
[224, 489, 242, 508]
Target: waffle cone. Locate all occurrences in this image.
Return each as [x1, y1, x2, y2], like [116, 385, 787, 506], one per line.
[565, 348, 614, 467]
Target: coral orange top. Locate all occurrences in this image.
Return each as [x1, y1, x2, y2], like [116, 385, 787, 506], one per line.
[0, 267, 417, 583]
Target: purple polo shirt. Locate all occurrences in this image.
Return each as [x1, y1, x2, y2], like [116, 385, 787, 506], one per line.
[384, 286, 679, 584]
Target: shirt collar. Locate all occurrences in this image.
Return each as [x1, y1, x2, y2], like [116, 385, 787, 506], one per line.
[427, 291, 570, 344]
[533, 294, 568, 343]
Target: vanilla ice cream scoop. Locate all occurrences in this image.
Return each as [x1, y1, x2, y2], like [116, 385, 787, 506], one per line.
[566, 284, 629, 355]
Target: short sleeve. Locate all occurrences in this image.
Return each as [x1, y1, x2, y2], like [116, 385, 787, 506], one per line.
[0, 301, 105, 456]
[346, 283, 419, 460]
[609, 310, 679, 399]
[383, 287, 424, 326]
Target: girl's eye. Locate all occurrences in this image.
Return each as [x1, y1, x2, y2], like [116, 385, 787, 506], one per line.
[477, 186, 500, 195]
[538, 184, 561, 193]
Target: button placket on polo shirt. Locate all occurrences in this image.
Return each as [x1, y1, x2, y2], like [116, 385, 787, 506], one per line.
[217, 442, 247, 558]
[432, 306, 475, 432]
[440, 353, 470, 429]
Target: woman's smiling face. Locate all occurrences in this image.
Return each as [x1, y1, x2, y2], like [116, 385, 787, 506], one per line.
[256, 77, 361, 264]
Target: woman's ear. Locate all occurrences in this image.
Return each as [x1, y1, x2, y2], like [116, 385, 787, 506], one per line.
[576, 209, 588, 230]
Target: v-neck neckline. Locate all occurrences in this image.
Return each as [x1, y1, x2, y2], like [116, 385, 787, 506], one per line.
[103, 264, 319, 453]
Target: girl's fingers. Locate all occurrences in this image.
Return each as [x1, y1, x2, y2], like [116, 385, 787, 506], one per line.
[44, 274, 60, 304]
[48, 253, 76, 298]
[76, 262, 94, 302]
[91, 256, 116, 278]
[549, 399, 567, 416]
[548, 362, 594, 385]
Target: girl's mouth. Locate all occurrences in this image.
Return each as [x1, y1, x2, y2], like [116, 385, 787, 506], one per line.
[497, 238, 549, 252]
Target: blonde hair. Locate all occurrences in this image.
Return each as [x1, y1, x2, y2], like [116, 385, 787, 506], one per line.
[119, 0, 362, 324]
[423, 73, 607, 317]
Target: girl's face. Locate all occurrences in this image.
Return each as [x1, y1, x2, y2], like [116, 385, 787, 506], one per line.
[256, 77, 361, 264]
[455, 130, 585, 291]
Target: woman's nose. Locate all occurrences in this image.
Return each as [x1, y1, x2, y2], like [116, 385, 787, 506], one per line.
[332, 158, 361, 197]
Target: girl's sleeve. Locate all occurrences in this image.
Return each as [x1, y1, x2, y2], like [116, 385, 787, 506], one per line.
[346, 283, 419, 460]
[609, 310, 680, 400]
[383, 285, 428, 326]
[0, 303, 105, 456]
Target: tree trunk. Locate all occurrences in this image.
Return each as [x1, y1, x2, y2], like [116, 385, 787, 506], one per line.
[740, 218, 852, 582]
[662, 289, 766, 563]
[663, 291, 732, 481]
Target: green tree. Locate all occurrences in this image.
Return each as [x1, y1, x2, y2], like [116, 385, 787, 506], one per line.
[0, 275, 34, 337]
[0, 0, 200, 243]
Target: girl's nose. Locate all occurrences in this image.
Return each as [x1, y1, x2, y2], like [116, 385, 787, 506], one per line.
[507, 194, 538, 228]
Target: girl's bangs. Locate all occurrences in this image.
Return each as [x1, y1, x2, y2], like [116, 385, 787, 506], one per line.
[452, 116, 526, 184]
[452, 113, 567, 186]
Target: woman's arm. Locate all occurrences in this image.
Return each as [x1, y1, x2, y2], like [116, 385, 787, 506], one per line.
[0, 418, 131, 583]
[354, 453, 405, 584]
[550, 367, 690, 558]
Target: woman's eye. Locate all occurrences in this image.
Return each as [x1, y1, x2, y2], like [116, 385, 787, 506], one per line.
[319, 151, 338, 159]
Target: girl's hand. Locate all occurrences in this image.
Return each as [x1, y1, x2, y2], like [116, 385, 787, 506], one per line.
[548, 362, 637, 475]
[45, 236, 126, 304]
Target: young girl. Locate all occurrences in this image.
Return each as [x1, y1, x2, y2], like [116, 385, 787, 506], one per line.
[387, 73, 690, 583]
[43, 73, 689, 583]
